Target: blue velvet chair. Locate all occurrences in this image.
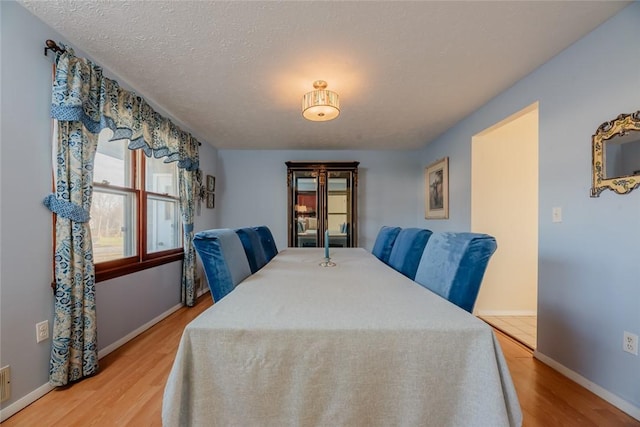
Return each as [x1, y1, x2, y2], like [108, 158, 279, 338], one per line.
[413, 232, 497, 313]
[372, 226, 402, 264]
[387, 228, 433, 279]
[252, 225, 278, 261]
[235, 227, 268, 273]
[193, 229, 252, 302]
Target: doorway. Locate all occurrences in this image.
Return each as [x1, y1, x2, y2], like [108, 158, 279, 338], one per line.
[471, 102, 539, 349]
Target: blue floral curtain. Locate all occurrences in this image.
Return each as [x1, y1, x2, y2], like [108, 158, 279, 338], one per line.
[47, 121, 100, 386]
[179, 168, 197, 305]
[45, 46, 201, 386]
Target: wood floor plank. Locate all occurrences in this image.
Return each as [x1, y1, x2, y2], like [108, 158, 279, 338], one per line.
[3, 295, 638, 426]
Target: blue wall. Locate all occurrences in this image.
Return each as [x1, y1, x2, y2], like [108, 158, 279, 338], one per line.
[217, 149, 421, 251]
[419, 2, 640, 410]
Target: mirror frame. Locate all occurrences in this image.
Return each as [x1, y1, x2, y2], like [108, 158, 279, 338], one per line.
[590, 110, 640, 197]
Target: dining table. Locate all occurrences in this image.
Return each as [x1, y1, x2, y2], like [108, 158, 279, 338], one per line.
[162, 247, 522, 426]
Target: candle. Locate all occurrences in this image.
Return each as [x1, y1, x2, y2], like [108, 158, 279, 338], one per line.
[324, 229, 330, 259]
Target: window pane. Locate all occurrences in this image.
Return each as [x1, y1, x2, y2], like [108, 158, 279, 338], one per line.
[93, 129, 132, 187]
[146, 156, 178, 196]
[90, 190, 137, 263]
[147, 196, 181, 253]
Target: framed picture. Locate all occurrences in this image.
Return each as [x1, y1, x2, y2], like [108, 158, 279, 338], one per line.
[206, 192, 215, 209]
[206, 175, 216, 192]
[425, 157, 449, 219]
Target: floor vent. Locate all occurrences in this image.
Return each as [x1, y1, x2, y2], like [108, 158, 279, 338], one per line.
[0, 365, 10, 403]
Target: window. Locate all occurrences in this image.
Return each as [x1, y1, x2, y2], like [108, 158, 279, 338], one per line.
[90, 129, 183, 281]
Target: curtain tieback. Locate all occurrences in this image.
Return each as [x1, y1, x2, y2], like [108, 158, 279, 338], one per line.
[184, 223, 194, 234]
[43, 194, 90, 223]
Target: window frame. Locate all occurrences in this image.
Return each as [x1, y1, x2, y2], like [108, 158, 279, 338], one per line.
[92, 146, 184, 282]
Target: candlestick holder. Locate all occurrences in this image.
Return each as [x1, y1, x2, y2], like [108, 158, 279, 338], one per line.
[319, 257, 336, 267]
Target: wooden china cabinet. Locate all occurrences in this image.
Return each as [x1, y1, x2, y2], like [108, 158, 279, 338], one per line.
[286, 161, 359, 248]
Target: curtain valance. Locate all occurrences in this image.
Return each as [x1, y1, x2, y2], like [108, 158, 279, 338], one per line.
[50, 45, 200, 171]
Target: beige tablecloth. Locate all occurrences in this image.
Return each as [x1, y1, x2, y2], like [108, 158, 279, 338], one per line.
[163, 248, 522, 427]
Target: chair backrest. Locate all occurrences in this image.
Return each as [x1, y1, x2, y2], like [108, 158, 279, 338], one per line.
[235, 227, 268, 273]
[387, 228, 433, 279]
[252, 225, 278, 261]
[371, 226, 402, 264]
[193, 229, 252, 302]
[414, 232, 497, 313]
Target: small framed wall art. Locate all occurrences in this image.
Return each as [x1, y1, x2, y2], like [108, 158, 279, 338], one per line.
[206, 175, 216, 192]
[204, 175, 216, 209]
[206, 192, 215, 209]
[425, 157, 449, 219]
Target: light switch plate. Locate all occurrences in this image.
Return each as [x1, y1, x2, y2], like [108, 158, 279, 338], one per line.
[552, 207, 562, 223]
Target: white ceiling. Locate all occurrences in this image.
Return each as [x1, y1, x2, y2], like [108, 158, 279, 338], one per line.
[20, 1, 629, 150]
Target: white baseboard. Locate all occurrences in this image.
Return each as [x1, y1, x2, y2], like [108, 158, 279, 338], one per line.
[534, 350, 640, 421]
[98, 302, 184, 358]
[1, 301, 186, 422]
[0, 382, 54, 422]
[475, 309, 537, 316]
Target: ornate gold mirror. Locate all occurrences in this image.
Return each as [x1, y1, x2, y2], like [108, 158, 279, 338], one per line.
[590, 110, 640, 197]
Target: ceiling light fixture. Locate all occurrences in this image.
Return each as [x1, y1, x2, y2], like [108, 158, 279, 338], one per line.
[302, 80, 340, 122]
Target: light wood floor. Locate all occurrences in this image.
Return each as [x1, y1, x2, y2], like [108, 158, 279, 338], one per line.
[3, 295, 639, 426]
[481, 315, 537, 350]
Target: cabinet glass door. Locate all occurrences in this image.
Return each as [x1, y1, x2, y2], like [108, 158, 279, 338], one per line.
[293, 171, 318, 247]
[327, 172, 351, 248]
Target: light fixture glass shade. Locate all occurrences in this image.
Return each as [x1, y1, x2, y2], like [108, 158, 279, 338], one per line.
[302, 80, 340, 121]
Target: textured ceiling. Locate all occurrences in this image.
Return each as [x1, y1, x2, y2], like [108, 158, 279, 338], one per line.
[20, 1, 629, 150]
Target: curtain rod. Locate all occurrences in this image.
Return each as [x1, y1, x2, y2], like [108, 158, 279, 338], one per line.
[43, 39, 203, 147]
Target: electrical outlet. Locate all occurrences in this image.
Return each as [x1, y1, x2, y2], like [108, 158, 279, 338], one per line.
[36, 320, 49, 343]
[623, 331, 638, 355]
